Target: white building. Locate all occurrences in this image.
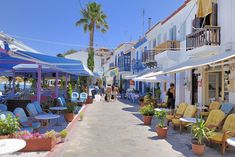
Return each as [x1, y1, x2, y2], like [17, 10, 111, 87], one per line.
[140, 0, 235, 110]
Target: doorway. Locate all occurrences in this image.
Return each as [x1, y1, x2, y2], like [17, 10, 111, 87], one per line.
[192, 69, 198, 105]
[207, 72, 222, 104]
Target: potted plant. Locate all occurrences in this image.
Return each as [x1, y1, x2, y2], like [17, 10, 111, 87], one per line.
[139, 104, 155, 125]
[59, 129, 68, 143]
[155, 110, 168, 138]
[191, 118, 212, 156]
[14, 130, 58, 151]
[64, 102, 77, 122]
[0, 114, 20, 139]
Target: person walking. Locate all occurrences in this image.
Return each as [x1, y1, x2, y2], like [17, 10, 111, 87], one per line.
[167, 83, 175, 114]
[113, 85, 119, 101]
[106, 84, 112, 102]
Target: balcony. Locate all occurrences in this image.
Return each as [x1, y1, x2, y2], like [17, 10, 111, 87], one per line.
[142, 50, 157, 68]
[132, 60, 145, 72]
[155, 40, 180, 53]
[186, 26, 220, 51]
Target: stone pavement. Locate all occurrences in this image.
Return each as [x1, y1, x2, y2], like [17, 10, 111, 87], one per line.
[48, 99, 235, 157]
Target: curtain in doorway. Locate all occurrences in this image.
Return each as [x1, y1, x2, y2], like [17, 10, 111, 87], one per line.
[197, 0, 213, 18]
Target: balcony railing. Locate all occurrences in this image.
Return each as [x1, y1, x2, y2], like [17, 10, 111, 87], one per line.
[155, 40, 180, 53]
[132, 60, 145, 72]
[186, 26, 220, 50]
[142, 50, 157, 68]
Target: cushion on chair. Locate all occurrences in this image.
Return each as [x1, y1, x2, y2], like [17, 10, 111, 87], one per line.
[209, 101, 221, 110]
[26, 103, 39, 116]
[175, 103, 187, 115]
[183, 105, 197, 118]
[13, 108, 28, 123]
[0, 111, 14, 117]
[200, 111, 209, 116]
[33, 101, 43, 113]
[32, 122, 41, 129]
[172, 118, 188, 126]
[205, 110, 225, 129]
[220, 103, 233, 115]
[166, 115, 174, 120]
[222, 114, 235, 132]
[0, 104, 7, 112]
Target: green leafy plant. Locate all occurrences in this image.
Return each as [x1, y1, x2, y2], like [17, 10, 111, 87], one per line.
[66, 102, 77, 113]
[45, 130, 57, 140]
[59, 130, 68, 138]
[155, 110, 167, 128]
[191, 117, 212, 145]
[139, 104, 155, 116]
[68, 83, 73, 98]
[0, 114, 20, 135]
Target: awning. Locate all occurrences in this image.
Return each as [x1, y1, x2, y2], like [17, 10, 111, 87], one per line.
[144, 71, 164, 78]
[164, 51, 235, 74]
[197, 0, 213, 18]
[124, 75, 137, 80]
[9, 50, 93, 76]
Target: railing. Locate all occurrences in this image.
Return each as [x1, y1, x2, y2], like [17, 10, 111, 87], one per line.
[186, 26, 220, 50]
[142, 50, 157, 68]
[132, 60, 145, 72]
[155, 40, 180, 53]
[142, 50, 156, 63]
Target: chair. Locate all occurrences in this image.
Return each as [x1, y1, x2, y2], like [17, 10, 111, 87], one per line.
[80, 92, 88, 103]
[57, 97, 67, 107]
[1, 111, 34, 133]
[13, 108, 41, 131]
[71, 92, 79, 103]
[204, 110, 225, 131]
[166, 102, 187, 125]
[200, 101, 221, 117]
[26, 103, 39, 117]
[172, 105, 197, 131]
[208, 114, 235, 155]
[0, 104, 7, 112]
[33, 101, 51, 114]
[158, 96, 168, 108]
[220, 103, 233, 115]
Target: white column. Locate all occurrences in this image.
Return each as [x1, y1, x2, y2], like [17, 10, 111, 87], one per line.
[37, 65, 42, 104]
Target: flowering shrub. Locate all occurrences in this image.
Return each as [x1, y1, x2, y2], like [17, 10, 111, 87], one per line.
[0, 114, 20, 135]
[14, 130, 57, 140]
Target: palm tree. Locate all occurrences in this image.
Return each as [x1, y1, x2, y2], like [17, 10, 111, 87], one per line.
[76, 2, 108, 72]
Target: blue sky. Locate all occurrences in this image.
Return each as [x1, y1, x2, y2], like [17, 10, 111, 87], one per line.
[0, 0, 185, 55]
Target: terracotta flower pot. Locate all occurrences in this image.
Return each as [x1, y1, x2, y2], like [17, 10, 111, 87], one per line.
[156, 125, 168, 138]
[86, 96, 93, 104]
[21, 138, 56, 152]
[192, 143, 205, 156]
[64, 113, 74, 122]
[143, 116, 153, 125]
[0, 135, 10, 139]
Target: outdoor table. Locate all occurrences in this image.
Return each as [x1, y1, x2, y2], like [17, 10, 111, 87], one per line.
[49, 107, 67, 125]
[0, 139, 26, 155]
[154, 108, 171, 112]
[35, 114, 60, 129]
[227, 137, 235, 147]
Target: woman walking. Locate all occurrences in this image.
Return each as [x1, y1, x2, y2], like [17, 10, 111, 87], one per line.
[167, 83, 175, 114]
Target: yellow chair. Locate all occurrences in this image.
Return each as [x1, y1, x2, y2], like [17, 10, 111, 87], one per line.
[166, 102, 187, 125]
[172, 105, 197, 131]
[208, 114, 235, 155]
[200, 101, 221, 117]
[204, 110, 225, 131]
[158, 96, 168, 108]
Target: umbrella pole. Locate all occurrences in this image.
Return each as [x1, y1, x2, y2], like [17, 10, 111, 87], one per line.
[152, 82, 155, 99]
[37, 65, 42, 104]
[55, 71, 59, 98]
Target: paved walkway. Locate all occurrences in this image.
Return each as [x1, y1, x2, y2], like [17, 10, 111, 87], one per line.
[50, 99, 235, 157]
